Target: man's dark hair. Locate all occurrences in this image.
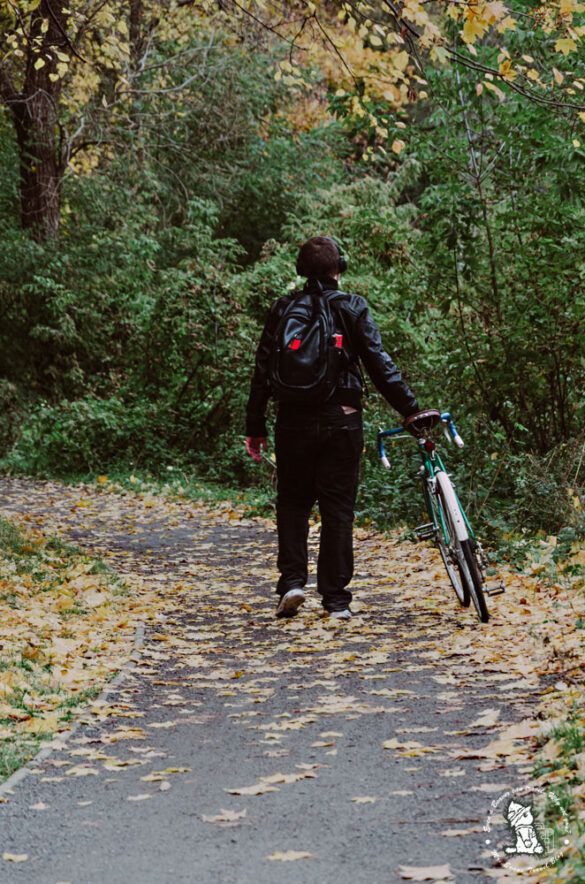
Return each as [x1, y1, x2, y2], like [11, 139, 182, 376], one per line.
[296, 236, 345, 279]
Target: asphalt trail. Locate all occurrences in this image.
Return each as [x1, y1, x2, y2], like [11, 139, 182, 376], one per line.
[0, 479, 543, 884]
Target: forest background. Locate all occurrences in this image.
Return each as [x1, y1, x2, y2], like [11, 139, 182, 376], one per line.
[2, 0, 585, 556]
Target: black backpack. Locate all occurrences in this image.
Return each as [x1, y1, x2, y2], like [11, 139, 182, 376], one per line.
[268, 283, 349, 404]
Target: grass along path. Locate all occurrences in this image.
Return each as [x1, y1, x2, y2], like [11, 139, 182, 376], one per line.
[0, 477, 583, 881]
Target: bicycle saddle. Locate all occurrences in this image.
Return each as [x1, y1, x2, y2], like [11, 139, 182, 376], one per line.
[404, 409, 442, 436]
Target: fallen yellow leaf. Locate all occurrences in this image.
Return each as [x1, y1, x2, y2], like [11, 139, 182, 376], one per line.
[226, 783, 279, 796]
[265, 850, 313, 861]
[65, 765, 99, 777]
[399, 864, 454, 881]
[202, 808, 247, 823]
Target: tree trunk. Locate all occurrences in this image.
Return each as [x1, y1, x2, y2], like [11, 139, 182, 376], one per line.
[0, 0, 68, 240]
[13, 90, 62, 239]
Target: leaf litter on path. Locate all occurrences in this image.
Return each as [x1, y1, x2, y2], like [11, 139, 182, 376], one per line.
[0, 476, 584, 882]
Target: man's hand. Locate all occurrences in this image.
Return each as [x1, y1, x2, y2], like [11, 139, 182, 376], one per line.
[246, 436, 268, 463]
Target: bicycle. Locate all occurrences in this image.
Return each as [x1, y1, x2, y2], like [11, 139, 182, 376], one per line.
[377, 409, 504, 623]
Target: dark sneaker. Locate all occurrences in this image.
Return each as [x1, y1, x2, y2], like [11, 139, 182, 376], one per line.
[276, 588, 306, 618]
[329, 608, 352, 620]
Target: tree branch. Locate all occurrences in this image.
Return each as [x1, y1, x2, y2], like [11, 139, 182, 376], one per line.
[346, 0, 585, 112]
[44, 0, 87, 63]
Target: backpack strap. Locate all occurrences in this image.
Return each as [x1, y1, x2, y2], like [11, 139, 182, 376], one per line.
[327, 290, 369, 399]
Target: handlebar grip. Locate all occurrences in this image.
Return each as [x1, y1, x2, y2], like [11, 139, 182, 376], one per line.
[441, 415, 464, 448]
[378, 430, 392, 468]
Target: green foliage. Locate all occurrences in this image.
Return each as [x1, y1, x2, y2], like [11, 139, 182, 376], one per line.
[0, 199, 255, 477]
[0, 30, 348, 485]
[357, 418, 425, 530]
[2, 26, 585, 548]
[0, 114, 18, 225]
[407, 68, 585, 450]
[6, 397, 163, 475]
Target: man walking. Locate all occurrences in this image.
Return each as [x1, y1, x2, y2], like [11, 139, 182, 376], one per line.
[245, 236, 422, 620]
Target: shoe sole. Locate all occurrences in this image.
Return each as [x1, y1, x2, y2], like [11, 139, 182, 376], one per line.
[276, 589, 306, 618]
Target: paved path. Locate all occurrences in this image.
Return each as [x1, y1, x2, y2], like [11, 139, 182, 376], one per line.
[0, 479, 552, 884]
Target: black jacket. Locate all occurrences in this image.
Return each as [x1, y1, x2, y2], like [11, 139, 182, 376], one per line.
[245, 277, 419, 437]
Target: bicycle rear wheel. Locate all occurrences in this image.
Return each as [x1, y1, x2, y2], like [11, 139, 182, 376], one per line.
[424, 480, 470, 607]
[435, 471, 489, 623]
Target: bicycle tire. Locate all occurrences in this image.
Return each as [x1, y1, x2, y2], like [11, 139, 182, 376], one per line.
[424, 479, 470, 607]
[461, 538, 490, 623]
[436, 471, 489, 623]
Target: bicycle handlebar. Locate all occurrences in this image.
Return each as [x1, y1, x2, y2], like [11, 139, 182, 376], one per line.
[441, 413, 464, 449]
[377, 413, 463, 468]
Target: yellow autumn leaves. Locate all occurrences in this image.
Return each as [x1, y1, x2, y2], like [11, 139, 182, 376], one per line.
[0, 518, 162, 761]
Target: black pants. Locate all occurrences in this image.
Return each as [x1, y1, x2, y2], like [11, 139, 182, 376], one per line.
[275, 404, 363, 612]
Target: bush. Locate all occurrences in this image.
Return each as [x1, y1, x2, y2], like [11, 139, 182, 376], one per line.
[3, 397, 170, 475]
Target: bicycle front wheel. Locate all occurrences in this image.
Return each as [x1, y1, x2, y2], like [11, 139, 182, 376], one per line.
[424, 478, 470, 607]
[435, 471, 489, 623]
